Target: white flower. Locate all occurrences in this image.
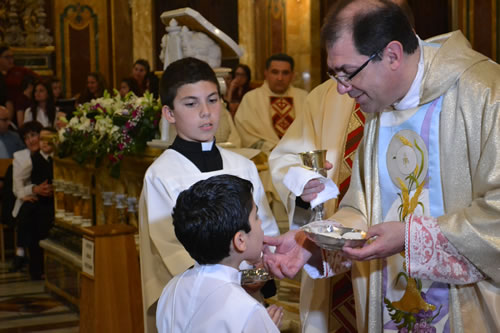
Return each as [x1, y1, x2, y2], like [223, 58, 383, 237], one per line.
[58, 128, 66, 143]
[68, 116, 81, 127]
[79, 118, 93, 132]
[94, 117, 114, 137]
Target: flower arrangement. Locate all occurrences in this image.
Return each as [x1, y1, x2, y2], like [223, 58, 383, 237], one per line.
[57, 91, 162, 177]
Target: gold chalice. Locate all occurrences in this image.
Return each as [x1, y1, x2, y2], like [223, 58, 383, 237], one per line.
[299, 150, 327, 221]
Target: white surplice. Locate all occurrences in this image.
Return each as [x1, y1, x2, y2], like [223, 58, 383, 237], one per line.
[139, 147, 280, 333]
[156, 263, 279, 333]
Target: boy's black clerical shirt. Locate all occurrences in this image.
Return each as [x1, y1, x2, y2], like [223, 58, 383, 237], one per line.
[169, 136, 223, 172]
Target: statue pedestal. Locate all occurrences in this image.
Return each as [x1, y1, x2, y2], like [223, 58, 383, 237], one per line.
[11, 46, 55, 77]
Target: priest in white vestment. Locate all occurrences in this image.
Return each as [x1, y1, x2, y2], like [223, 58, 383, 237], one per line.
[264, 2, 500, 333]
[234, 54, 308, 155]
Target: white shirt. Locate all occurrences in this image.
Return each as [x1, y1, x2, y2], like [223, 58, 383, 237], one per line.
[12, 148, 33, 217]
[156, 264, 279, 333]
[24, 106, 56, 127]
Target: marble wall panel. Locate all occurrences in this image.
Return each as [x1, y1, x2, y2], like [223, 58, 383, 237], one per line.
[53, 1, 110, 97]
[52, 0, 133, 97]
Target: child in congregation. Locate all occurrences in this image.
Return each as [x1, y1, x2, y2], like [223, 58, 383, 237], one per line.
[139, 57, 280, 333]
[118, 77, 140, 98]
[16, 126, 57, 279]
[50, 77, 63, 102]
[156, 174, 283, 332]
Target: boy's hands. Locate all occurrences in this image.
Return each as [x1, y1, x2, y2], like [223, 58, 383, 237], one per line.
[33, 180, 53, 197]
[266, 304, 284, 328]
[22, 194, 38, 202]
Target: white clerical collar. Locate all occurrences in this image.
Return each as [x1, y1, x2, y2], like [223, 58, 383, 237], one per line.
[40, 150, 53, 161]
[392, 36, 425, 111]
[201, 141, 214, 151]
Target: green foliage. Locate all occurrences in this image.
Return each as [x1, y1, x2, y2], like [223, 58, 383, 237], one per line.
[57, 91, 161, 177]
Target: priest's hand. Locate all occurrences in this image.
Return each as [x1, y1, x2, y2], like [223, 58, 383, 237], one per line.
[300, 161, 333, 202]
[263, 230, 318, 279]
[342, 222, 405, 261]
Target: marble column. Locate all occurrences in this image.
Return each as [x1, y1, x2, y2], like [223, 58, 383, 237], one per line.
[131, 0, 154, 67]
[238, 0, 257, 80]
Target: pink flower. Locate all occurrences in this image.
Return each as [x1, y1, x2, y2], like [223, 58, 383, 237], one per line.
[108, 154, 117, 162]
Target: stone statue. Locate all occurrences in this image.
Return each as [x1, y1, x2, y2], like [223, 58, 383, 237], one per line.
[160, 19, 222, 69]
[5, 0, 25, 46]
[160, 19, 183, 70]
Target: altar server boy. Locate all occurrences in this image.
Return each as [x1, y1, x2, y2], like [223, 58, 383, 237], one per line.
[156, 175, 282, 332]
[139, 57, 280, 332]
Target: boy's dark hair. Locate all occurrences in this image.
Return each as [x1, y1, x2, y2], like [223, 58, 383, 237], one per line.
[173, 175, 254, 265]
[265, 53, 295, 71]
[159, 57, 220, 109]
[19, 121, 43, 139]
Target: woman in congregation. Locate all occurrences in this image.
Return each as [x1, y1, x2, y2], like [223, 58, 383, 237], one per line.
[76, 72, 108, 105]
[224, 64, 252, 118]
[23, 80, 57, 128]
[131, 59, 159, 98]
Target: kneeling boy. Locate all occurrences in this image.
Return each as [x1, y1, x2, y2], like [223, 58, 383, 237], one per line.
[156, 175, 282, 332]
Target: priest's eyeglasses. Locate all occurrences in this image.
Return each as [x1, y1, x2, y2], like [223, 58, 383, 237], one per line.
[327, 46, 385, 88]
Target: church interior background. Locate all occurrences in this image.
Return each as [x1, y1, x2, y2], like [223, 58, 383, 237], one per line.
[0, 0, 498, 331]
